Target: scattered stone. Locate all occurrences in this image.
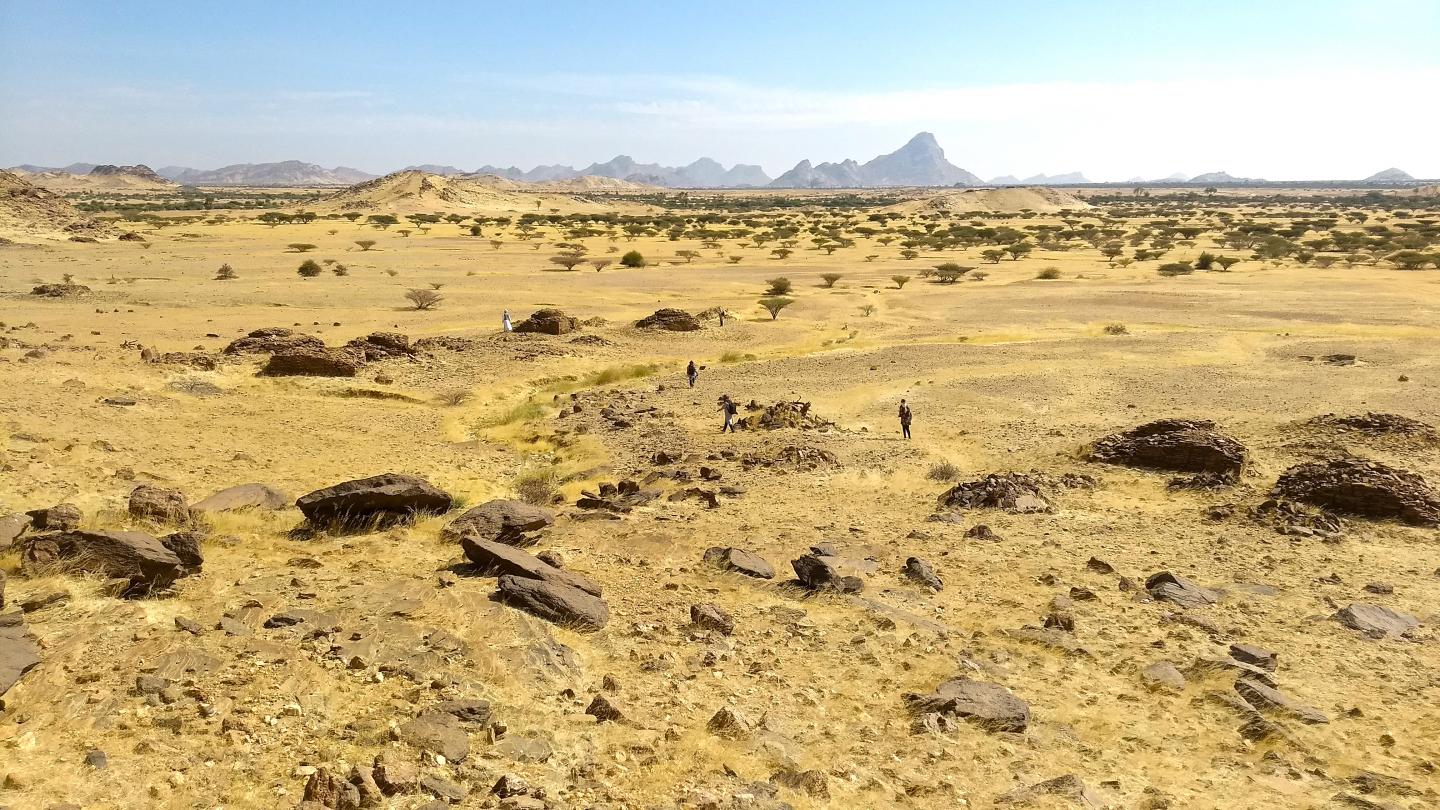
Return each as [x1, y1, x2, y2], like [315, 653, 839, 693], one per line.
[702, 546, 775, 579]
[1, 611, 42, 704]
[491, 774, 529, 798]
[1363, 582, 1394, 595]
[0, 513, 26, 550]
[1145, 571, 1218, 609]
[418, 774, 467, 803]
[434, 698, 492, 725]
[372, 752, 419, 795]
[397, 713, 469, 762]
[192, 483, 289, 513]
[1273, 458, 1440, 526]
[585, 694, 627, 723]
[1141, 661, 1187, 692]
[792, 551, 868, 593]
[461, 538, 601, 595]
[965, 524, 1002, 542]
[1305, 412, 1437, 442]
[343, 331, 415, 361]
[690, 602, 734, 635]
[902, 556, 943, 590]
[303, 768, 360, 809]
[1234, 676, 1329, 724]
[1252, 498, 1344, 538]
[1332, 603, 1420, 639]
[442, 499, 554, 545]
[771, 767, 829, 799]
[495, 575, 609, 632]
[937, 472, 1064, 513]
[903, 678, 1030, 733]
[996, 774, 1098, 806]
[84, 749, 108, 769]
[1229, 643, 1277, 671]
[706, 707, 754, 739]
[26, 503, 81, 531]
[296, 473, 453, 529]
[31, 282, 91, 297]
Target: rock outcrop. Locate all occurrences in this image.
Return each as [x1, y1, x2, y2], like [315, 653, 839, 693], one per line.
[22, 529, 191, 595]
[223, 327, 324, 355]
[513, 309, 579, 335]
[442, 500, 554, 545]
[495, 574, 609, 631]
[1089, 419, 1247, 481]
[635, 309, 701, 331]
[260, 346, 365, 377]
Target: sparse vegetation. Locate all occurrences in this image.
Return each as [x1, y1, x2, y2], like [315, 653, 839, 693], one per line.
[404, 288, 443, 310]
[766, 277, 793, 295]
[1035, 267, 1062, 279]
[297, 259, 323, 278]
[214, 263, 237, 280]
[759, 296, 794, 320]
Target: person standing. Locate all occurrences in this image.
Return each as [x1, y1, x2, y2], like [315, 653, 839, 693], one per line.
[719, 394, 738, 433]
[718, 310, 727, 327]
[898, 398, 913, 440]
[502, 309, 513, 332]
[686, 360, 699, 388]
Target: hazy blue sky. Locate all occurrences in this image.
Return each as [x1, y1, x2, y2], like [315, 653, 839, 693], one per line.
[3, 0, 1437, 180]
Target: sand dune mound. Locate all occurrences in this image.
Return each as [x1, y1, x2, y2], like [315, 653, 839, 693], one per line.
[888, 186, 1091, 215]
[0, 170, 113, 238]
[318, 171, 641, 214]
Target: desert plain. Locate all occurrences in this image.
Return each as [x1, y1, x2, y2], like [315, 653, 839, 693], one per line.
[1, 172, 1439, 810]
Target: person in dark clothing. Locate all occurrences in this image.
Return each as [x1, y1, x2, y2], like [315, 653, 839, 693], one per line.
[686, 360, 698, 388]
[898, 399, 913, 439]
[719, 394, 739, 433]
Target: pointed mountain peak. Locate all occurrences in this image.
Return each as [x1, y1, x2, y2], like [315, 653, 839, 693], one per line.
[904, 131, 941, 149]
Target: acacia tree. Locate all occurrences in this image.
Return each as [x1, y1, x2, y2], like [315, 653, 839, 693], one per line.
[287, 243, 317, 253]
[759, 297, 794, 320]
[355, 240, 377, 251]
[590, 258, 613, 272]
[820, 273, 842, 288]
[891, 275, 911, 289]
[766, 277, 792, 295]
[549, 255, 587, 271]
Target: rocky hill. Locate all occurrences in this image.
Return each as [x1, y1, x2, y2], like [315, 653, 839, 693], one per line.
[317, 171, 650, 214]
[770, 133, 982, 189]
[0, 170, 113, 238]
[474, 157, 774, 188]
[885, 186, 1092, 214]
[156, 161, 378, 186]
[1364, 168, 1414, 183]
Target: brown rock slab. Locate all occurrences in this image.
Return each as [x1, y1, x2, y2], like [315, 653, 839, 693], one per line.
[296, 473, 452, 529]
[495, 574, 609, 631]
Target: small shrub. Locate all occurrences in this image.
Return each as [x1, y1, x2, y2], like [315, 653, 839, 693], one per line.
[287, 243, 317, 253]
[926, 461, 961, 481]
[766, 277, 793, 295]
[215, 263, 238, 281]
[1157, 262, 1194, 277]
[620, 250, 646, 267]
[405, 288, 443, 310]
[435, 389, 471, 406]
[891, 275, 911, 289]
[859, 304, 877, 317]
[1103, 323, 1128, 335]
[331, 264, 349, 276]
[515, 469, 558, 506]
[354, 240, 377, 251]
[297, 259, 323, 278]
[1035, 267, 1061, 280]
[820, 273, 842, 288]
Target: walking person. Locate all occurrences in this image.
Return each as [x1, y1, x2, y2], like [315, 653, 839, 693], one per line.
[502, 309, 513, 333]
[718, 394, 738, 433]
[686, 360, 699, 388]
[718, 309, 727, 327]
[898, 398, 913, 440]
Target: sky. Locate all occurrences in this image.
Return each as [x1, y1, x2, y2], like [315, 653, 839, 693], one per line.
[2, 0, 1438, 181]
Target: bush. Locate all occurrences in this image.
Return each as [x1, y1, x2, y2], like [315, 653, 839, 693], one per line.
[515, 469, 558, 506]
[820, 273, 843, 288]
[355, 240, 377, 251]
[1103, 323, 1128, 335]
[287, 243, 317, 253]
[1195, 251, 1217, 270]
[297, 259, 323, 278]
[332, 264, 349, 276]
[926, 461, 961, 481]
[1035, 267, 1061, 279]
[766, 277, 793, 295]
[1157, 261, 1195, 277]
[859, 304, 877, 317]
[404, 288, 443, 310]
[620, 250, 646, 267]
[215, 263, 237, 281]
[435, 389, 471, 406]
[891, 275, 911, 289]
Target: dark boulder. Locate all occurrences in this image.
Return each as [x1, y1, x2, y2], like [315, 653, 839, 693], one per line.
[192, 483, 289, 513]
[1272, 458, 1440, 526]
[1089, 419, 1247, 480]
[442, 499, 554, 545]
[495, 574, 609, 631]
[635, 308, 701, 331]
[1, 610, 41, 706]
[260, 346, 365, 377]
[31, 283, 91, 297]
[690, 602, 735, 635]
[0, 513, 26, 550]
[902, 557, 943, 591]
[128, 485, 192, 525]
[792, 551, 868, 593]
[296, 473, 453, 529]
[460, 538, 601, 595]
[160, 531, 205, 573]
[223, 327, 323, 355]
[513, 309, 579, 335]
[702, 546, 775, 579]
[22, 529, 188, 595]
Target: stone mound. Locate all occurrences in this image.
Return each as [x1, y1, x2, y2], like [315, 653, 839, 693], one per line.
[260, 346, 365, 377]
[738, 401, 833, 431]
[1250, 498, 1344, 539]
[296, 473, 453, 529]
[741, 445, 840, 471]
[224, 327, 324, 355]
[1089, 419, 1247, 480]
[513, 309, 579, 335]
[635, 309, 701, 331]
[1272, 458, 1440, 526]
[343, 332, 416, 361]
[937, 472, 1094, 514]
[414, 335, 480, 353]
[1305, 412, 1437, 441]
[31, 283, 91, 297]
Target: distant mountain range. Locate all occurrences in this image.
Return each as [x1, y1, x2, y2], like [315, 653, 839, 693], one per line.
[8, 148, 1429, 189]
